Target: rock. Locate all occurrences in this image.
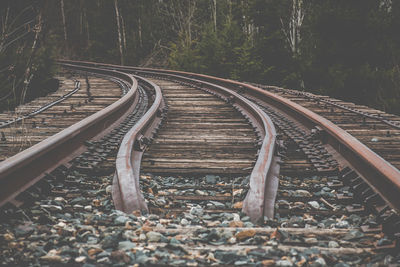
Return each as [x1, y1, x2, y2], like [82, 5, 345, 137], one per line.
[308, 201, 320, 209]
[328, 240, 339, 248]
[228, 237, 237, 244]
[261, 259, 275, 266]
[106, 185, 112, 194]
[118, 241, 135, 251]
[73, 204, 84, 210]
[244, 222, 254, 228]
[314, 257, 326, 266]
[235, 260, 249, 265]
[233, 189, 243, 197]
[232, 213, 241, 221]
[209, 201, 225, 209]
[229, 221, 244, 228]
[114, 215, 129, 225]
[3, 233, 15, 241]
[195, 190, 208, 196]
[110, 250, 131, 263]
[97, 257, 111, 264]
[233, 202, 243, 209]
[40, 255, 63, 263]
[148, 214, 159, 220]
[275, 259, 292, 267]
[220, 229, 233, 240]
[304, 237, 318, 244]
[235, 229, 256, 241]
[15, 223, 35, 237]
[170, 237, 181, 245]
[75, 256, 86, 263]
[336, 220, 350, 229]
[88, 248, 103, 257]
[190, 206, 204, 216]
[84, 205, 92, 211]
[141, 225, 153, 232]
[180, 218, 189, 226]
[101, 234, 120, 249]
[205, 175, 218, 184]
[294, 189, 312, 198]
[146, 231, 163, 242]
[207, 221, 220, 227]
[54, 197, 66, 203]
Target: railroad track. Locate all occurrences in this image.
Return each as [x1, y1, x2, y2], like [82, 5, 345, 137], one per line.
[0, 70, 125, 162]
[0, 60, 399, 266]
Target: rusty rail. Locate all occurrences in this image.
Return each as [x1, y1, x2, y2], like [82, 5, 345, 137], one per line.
[0, 63, 139, 207]
[112, 76, 165, 214]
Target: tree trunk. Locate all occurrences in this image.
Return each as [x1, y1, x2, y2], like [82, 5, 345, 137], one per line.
[121, 13, 127, 51]
[211, 0, 217, 33]
[114, 0, 124, 65]
[60, 0, 67, 43]
[138, 16, 142, 48]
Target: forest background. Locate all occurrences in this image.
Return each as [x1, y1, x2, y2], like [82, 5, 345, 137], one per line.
[1, 0, 399, 115]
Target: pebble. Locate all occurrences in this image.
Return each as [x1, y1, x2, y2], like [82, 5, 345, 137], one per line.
[308, 201, 320, 209]
[106, 185, 112, 194]
[235, 229, 256, 241]
[329, 240, 340, 248]
[84, 205, 92, 211]
[190, 206, 204, 216]
[181, 218, 189, 226]
[205, 175, 218, 184]
[118, 241, 135, 250]
[75, 256, 86, 263]
[294, 189, 312, 198]
[146, 231, 163, 242]
[276, 259, 293, 266]
[114, 215, 129, 225]
[314, 257, 326, 266]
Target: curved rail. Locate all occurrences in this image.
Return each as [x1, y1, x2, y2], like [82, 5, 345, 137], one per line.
[0, 64, 139, 207]
[59, 60, 400, 214]
[112, 76, 165, 214]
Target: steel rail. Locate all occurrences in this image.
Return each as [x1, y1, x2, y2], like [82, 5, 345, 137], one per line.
[0, 80, 81, 129]
[0, 64, 139, 208]
[112, 75, 165, 214]
[58, 60, 400, 214]
[252, 83, 400, 130]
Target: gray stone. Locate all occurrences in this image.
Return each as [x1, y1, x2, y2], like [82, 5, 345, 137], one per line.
[190, 206, 204, 216]
[146, 231, 163, 242]
[114, 216, 129, 225]
[180, 218, 189, 226]
[314, 257, 327, 266]
[205, 175, 218, 184]
[209, 201, 225, 209]
[308, 201, 320, 209]
[294, 189, 312, 198]
[275, 259, 292, 266]
[118, 241, 135, 251]
[328, 240, 339, 248]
